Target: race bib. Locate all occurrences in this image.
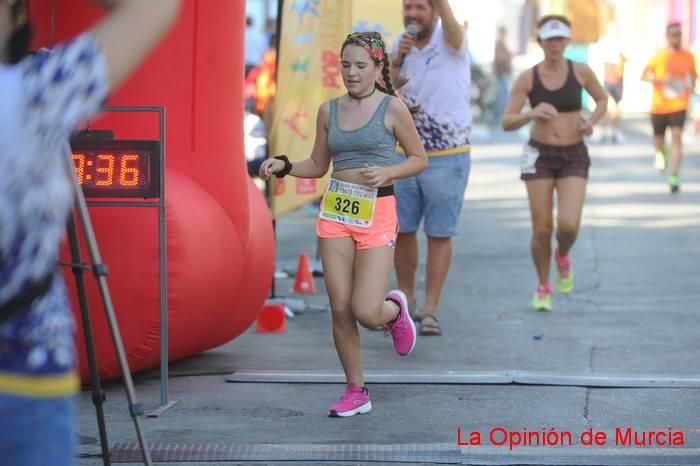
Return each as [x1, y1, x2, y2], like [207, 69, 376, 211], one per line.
[662, 77, 687, 99]
[320, 179, 377, 228]
[521, 144, 540, 175]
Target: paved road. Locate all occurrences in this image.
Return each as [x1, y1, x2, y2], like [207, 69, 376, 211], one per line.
[79, 119, 700, 465]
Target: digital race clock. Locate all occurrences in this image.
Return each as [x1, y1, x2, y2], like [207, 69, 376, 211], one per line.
[70, 139, 161, 198]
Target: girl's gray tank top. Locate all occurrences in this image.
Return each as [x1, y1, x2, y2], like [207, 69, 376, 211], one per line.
[327, 95, 397, 171]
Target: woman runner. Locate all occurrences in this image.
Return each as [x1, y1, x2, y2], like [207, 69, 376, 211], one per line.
[501, 15, 607, 311]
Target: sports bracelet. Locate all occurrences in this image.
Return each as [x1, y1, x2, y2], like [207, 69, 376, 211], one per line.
[273, 154, 293, 178]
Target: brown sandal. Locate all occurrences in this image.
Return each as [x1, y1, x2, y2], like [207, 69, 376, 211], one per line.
[407, 299, 419, 321]
[419, 313, 442, 336]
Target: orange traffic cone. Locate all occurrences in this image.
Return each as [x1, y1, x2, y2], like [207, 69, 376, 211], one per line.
[256, 303, 286, 333]
[293, 251, 317, 294]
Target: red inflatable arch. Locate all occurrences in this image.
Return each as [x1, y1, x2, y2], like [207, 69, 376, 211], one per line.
[28, 0, 274, 381]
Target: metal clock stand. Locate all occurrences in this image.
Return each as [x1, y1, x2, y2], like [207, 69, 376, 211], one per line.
[74, 106, 176, 418]
[62, 142, 152, 466]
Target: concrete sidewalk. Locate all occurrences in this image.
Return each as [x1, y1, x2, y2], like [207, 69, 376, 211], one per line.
[79, 122, 700, 465]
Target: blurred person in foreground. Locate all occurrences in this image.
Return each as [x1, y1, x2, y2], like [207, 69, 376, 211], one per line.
[642, 21, 697, 193]
[502, 15, 607, 311]
[0, 0, 181, 464]
[389, 0, 471, 336]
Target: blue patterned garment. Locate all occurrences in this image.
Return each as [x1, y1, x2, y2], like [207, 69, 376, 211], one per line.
[401, 100, 471, 153]
[0, 34, 108, 396]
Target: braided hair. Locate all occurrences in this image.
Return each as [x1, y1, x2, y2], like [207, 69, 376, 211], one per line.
[341, 32, 397, 97]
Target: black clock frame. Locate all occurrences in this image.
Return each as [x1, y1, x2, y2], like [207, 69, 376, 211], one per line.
[69, 139, 161, 198]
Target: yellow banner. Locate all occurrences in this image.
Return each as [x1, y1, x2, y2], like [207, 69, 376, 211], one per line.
[269, 0, 403, 218]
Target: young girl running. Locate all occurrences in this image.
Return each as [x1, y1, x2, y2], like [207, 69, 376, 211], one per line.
[259, 32, 427, 417]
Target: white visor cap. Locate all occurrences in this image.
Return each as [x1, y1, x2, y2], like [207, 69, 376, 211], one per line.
[538, 19, 571, 40]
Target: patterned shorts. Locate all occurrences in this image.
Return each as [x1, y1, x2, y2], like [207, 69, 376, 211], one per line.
[521, 139, 590, 181]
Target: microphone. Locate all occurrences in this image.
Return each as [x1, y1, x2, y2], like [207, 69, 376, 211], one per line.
[406, 23, 419, 38]
[398, 24, 418, 64]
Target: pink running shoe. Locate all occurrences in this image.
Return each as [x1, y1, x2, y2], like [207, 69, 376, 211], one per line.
[384, 289, 417, 356]
[327, 383, 372, 417]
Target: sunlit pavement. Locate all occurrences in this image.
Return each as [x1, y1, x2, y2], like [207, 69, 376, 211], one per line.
[79, 117, 700, 465]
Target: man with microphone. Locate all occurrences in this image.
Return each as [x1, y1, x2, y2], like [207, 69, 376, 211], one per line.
[389, 0, 471, 337]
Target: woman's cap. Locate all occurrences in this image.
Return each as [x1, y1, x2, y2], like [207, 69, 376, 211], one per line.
[538, 19, 571, 40]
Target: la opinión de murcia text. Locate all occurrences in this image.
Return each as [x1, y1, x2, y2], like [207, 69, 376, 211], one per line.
[457, 427, 685, 450]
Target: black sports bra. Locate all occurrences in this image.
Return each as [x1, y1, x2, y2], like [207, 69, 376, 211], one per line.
[528, 60, 582, 113]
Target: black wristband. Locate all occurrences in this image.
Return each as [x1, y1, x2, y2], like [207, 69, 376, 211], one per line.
[273, 154, 292, 178]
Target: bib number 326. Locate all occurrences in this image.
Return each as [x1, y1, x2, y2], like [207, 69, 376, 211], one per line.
[320, 179, 377, 228]
[334, 197, 360, 215]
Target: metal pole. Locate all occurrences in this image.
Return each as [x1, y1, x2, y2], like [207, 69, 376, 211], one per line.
[149, 106, 179, 416]
[158, 108, 169, 408]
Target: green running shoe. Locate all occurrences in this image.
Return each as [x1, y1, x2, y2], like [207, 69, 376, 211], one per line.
[531, 283, 553, 311]
[555, 248, 574, 294]
[668, 175, 680, 194]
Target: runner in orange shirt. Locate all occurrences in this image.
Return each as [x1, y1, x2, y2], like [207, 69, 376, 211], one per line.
[642, 21, 697, 193]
